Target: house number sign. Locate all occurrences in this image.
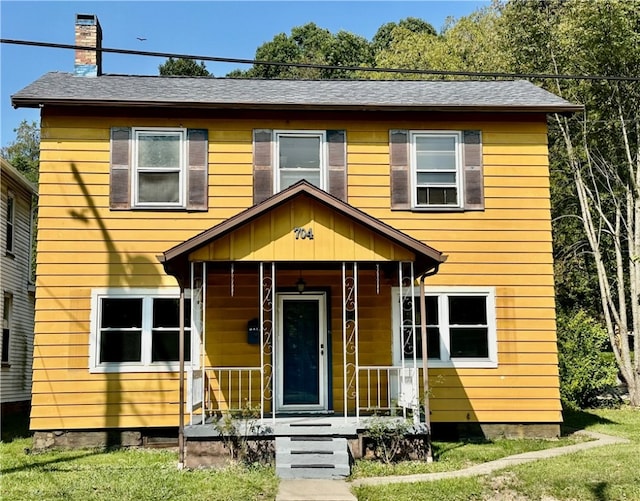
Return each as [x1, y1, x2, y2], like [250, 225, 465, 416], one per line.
[293, 227, 314, 240]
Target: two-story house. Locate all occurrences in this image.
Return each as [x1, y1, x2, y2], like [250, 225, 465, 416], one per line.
[1, 157, 37, 418]
[12, 15, 581, 474]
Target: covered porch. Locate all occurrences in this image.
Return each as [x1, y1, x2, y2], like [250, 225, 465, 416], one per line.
[159, 182, 446, 434]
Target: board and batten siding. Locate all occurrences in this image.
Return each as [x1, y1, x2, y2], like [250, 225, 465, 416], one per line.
[31, 112, 561, 430]
[1, 166, 36, 405]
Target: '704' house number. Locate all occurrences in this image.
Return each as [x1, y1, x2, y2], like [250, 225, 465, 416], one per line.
[293, 227, 314, 240]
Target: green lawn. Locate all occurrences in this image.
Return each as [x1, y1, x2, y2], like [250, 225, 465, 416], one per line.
[354, 407, 640, 501]
[0, 438, 278, 501]
[2, 407, 638, 500]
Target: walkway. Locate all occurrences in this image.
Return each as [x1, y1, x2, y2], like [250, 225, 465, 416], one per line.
[276, 430, 629, 500]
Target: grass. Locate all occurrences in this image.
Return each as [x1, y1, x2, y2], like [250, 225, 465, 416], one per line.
[354, 406, 640, 501]
[0, 436, 278, 501]
[2, 407, 639, 500]
[350, 435, 585, 479]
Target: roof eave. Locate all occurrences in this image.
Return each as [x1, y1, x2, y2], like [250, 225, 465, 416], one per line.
[11, 97, 584, 114]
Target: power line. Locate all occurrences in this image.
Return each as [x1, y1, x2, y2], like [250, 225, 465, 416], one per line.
[2, 38, 640, 82]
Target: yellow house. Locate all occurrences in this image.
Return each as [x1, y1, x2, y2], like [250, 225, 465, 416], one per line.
[12, 15, 581, 474]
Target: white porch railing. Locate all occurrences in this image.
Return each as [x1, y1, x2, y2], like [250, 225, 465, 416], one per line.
[358, 366, 419, 417]
[187, 365, 418, 424]
[188, 367, 263, 424]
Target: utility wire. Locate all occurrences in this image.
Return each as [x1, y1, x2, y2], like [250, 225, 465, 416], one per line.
[2, 38, 640, 82]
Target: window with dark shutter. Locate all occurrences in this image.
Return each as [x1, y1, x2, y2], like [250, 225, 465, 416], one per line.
[253, 129, 347, 203]
[391, 129, 484, 211]
[109, 127, 208, 211]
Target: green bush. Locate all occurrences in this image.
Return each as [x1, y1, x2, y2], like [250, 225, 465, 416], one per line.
[557, 310, 618, 409]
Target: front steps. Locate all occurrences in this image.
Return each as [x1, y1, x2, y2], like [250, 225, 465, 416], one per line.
[276, 427, 352, 479]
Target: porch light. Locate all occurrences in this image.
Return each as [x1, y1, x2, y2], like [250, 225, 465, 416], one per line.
[296, 277, 306, 294]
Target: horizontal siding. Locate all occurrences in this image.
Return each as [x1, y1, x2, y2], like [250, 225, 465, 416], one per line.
[31, 112, 561, 430]
[1, 171, 35, 404]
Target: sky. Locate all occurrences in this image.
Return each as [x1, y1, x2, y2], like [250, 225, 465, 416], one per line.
[0, 0, 489, 148]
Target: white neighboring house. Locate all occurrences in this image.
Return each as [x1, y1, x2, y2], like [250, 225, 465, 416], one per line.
[1, 157, 37, 415]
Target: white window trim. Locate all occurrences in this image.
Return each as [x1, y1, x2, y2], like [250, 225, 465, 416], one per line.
[410, 130, 463, 210]
[2, 293, 12, 365]
[131, 127, 187, 209]
[274, 130, 327, 192]
[6, 190, 15, 255]
[90, 287, 199, 373]
[392, 286, 497, 369]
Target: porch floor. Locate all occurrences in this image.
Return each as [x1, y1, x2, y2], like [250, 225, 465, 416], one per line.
[185, 415, 427, 438]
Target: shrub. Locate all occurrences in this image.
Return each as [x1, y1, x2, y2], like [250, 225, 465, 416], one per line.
[557, 310, 618, 409]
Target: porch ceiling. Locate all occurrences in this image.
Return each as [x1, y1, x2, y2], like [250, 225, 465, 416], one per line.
[159, 181, 446, 283]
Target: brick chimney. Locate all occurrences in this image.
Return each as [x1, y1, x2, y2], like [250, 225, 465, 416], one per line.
[74, 14, 102, 77]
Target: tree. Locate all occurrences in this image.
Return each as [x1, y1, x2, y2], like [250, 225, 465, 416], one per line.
[1, 120, 40, 184]
[371, 17, 436, 54]
[500, 0, 640, 405]
[159, 57, 211, 76]
[227, 22, 373, 79]
[370, 8, 504, 79]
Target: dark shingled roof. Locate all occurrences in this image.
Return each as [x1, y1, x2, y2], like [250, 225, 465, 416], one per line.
[12, 72, 582, 113]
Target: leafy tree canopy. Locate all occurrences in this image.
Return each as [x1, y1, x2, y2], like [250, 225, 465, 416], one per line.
[159, 57, 211, 76]
[228, 22, 373, 79]
[1, 120, 40, 184]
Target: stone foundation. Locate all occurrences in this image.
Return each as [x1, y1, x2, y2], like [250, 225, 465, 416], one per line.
[453, 423, 561, 440]
[185, 437, 275, 469]
[32, 430, 143, 451]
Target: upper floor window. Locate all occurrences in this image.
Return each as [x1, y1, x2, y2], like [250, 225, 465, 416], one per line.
[393, 287, 497, 368]
[133, 128, 186, 208]
[390, 129, 484, 212]
[252, 129, 346, 205]
[412, 132, 462, 208]
[276, 131, 325, 191]
[6, 191, 15, 254]
[110, 127, 208, 211]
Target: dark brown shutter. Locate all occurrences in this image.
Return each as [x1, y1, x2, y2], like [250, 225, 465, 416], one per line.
[110, 127, 131, 210]
[187, 129, 208, 211]
[463, 130, 484, 211]
[327, 130, 347, 201]
[390, 130, 410, 210]
[253, 129, 273, 205]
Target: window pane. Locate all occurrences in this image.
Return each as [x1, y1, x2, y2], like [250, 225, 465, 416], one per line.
[409, 327, 441, 359]
[101, 298, 142, 329]
[138, 134, 180, 168]
[427, 187, 458, 205]
[151, 330, 191, 362]
[417, 172, 457, 185]
[416, 136, 456, 152]
[138, 172, 180, 203]
[153, 298, 191, 327]
[279, 136, 321, 169]
[416, 151, 456, 170]
[413, 296, 438, 325]
[280, 170, 321, 190]
[450, 328, 489, 358]
[449, 296, 487, 325]
[100, 330, 142, 362]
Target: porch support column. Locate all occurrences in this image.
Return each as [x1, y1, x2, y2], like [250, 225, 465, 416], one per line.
[399, 262, 419, 423]
[178, 287, 185, 469]
[259, 262, 275, 424]
[342, 262, 359, 421]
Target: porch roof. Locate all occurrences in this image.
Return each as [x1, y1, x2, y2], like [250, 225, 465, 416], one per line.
[159, 181, 446, 283]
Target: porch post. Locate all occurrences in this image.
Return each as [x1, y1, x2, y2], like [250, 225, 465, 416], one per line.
[342, 262, 358, 421]
[178, 287, 185, 469]
[259, 262, 275, 424]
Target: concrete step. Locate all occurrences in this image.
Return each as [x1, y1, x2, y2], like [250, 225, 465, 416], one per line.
[276, 436, 351, 480]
